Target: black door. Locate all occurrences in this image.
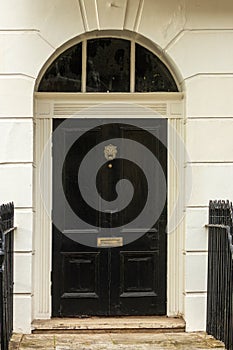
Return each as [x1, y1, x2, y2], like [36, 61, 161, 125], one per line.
[52, 118, 167, 316]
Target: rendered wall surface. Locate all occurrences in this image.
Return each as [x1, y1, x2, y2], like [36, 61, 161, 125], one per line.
[0, 0, 233, 333]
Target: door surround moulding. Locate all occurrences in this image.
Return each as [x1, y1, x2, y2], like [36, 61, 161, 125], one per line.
[33, 93, 185, 320]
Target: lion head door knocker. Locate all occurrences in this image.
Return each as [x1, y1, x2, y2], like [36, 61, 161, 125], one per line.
[104, 144, 117, 168]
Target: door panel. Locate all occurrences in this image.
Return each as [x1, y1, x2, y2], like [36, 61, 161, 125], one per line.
[52, 118, 167, 316]
[120, 251, 158, 296]
[61, 252, 100, 299]
[52, 229, 109, 316]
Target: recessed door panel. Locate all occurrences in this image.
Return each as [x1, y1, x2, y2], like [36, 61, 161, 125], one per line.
[61, 252, 100, 298]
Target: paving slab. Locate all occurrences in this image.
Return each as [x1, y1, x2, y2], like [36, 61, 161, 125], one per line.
[10, 332, 226, 350]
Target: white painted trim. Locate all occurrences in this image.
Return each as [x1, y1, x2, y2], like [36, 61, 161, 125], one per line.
[35, 92, 183, 101]
[33, 95, 185, 320]
[81, 40, 87, 93]
[167, 118, 185, 316]
[130, 40, 135, 93]
[33, 117, 52, 319]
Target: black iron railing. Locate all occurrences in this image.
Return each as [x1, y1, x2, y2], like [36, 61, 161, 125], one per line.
[0, 203, 14, 350]
[207, 200, 233, 350]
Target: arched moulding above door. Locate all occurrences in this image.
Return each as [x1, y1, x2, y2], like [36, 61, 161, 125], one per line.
[36, 35, 179, 94]
[33, 31, 185, 320]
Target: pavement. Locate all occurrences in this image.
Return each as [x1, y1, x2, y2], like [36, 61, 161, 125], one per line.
[10, 332, 226, 350]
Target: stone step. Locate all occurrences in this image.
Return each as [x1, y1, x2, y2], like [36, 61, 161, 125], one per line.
[32, 316, 185, 334]
[10, 332, 226, 350]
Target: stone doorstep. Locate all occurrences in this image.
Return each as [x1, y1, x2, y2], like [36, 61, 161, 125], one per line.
[31, 316, 185, 334]
[9, 332, 226, 350]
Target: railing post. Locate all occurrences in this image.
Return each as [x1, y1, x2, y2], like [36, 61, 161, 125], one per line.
[0, 266, 3, 350]
[207, 200, 233, 350]
[0, 203, 14, 350]
[0, 227, 5, 350]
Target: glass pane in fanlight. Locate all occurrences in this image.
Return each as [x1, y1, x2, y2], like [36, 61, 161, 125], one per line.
[135, 44, 178, 92]
[38, 44, 82, 92]
[87, 38, 130, 92]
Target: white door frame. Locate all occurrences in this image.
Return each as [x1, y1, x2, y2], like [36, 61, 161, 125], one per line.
[33, 92, 185, 319]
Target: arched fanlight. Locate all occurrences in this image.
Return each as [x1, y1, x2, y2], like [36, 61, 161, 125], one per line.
[38, 38, 178, 93]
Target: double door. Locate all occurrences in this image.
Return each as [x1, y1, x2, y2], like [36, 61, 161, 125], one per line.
[52, 118, 167, 316]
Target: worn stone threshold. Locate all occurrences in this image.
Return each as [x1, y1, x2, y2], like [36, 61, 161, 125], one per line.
[32, 316, 185, 334]
[10, 332, 226, 350]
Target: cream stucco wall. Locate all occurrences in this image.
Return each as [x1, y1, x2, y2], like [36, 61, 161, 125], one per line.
[0, 0, 233, 333]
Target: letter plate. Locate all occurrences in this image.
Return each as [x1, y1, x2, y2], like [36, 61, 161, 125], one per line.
[97, 237, 123, 247]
